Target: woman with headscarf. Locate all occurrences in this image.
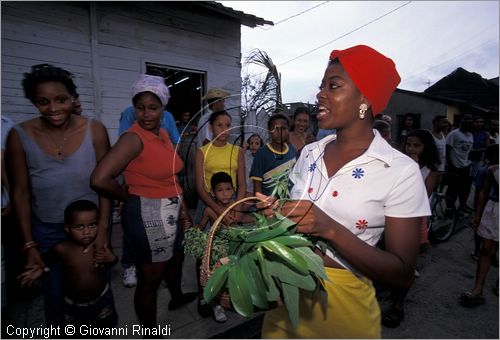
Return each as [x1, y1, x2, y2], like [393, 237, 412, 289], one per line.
[258, 45, 430, 338]
[91, 74, 195, 328]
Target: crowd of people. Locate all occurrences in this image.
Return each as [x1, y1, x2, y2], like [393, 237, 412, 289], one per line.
[372, 109, 499, 328]
[1, 44, 498, 337]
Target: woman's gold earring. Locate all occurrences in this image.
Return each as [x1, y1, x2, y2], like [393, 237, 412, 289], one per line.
[359, 104, 368, 119]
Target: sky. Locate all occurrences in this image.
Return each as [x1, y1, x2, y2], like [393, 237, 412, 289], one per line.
[221, 1, 499, 105]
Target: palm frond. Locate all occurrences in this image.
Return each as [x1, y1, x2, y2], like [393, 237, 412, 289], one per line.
[242, 49, 283, 116]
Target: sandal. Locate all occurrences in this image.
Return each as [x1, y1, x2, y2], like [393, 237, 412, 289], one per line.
[460, 291, 485, 307]
[471, 252, 480, 262]
[197, 298, 212, 317]
[382, 306, 404, 328]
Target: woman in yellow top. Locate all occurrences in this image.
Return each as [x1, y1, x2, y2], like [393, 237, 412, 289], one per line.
[194, 110, 246, 226]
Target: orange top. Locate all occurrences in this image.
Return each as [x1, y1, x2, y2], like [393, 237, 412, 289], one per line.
[124, 123, 183, 199]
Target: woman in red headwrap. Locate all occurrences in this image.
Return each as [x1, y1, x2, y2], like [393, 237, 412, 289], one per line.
[258, 45, 431, 338]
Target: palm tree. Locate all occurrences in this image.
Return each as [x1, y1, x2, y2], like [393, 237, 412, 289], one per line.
[241, 49, 284, 118]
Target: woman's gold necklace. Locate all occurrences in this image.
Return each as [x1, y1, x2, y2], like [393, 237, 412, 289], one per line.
[46, 133, 68, 159]
[43, 118, 72, 160]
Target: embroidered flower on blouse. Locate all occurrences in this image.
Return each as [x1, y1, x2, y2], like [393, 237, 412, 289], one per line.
[356, 219, 368, 230]
[308, 163, 317, 172]
[352, 168, 365, 179]
[308, 187, 314, 193]
[332, 190, 338, 197]
[167, 215, 176, 226]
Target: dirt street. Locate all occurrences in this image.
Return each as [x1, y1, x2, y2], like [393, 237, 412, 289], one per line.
[2, 213, 497, 339]
[378, 216, 499, 339]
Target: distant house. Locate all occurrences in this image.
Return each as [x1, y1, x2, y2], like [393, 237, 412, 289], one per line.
[382, 67, 499, 141]
[1, 1, 271, 141]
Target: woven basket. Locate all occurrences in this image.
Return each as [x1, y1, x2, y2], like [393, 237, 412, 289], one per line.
[199, 196, 265, 310]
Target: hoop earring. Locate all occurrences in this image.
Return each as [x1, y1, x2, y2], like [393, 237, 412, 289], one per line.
[359, 104, 368, 119]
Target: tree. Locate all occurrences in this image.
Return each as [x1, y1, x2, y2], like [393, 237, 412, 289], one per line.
[241, 49, 284, 119]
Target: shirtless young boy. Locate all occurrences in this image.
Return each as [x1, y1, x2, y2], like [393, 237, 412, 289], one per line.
[19, 200, 118, 331]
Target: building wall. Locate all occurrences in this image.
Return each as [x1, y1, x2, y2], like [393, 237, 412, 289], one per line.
[1, 2, 93, 124]
[1, 1, 243, 143]
[383, 91, 448, 143]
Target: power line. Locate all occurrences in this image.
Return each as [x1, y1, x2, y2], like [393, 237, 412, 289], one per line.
[259, 1, 330, 30]
[276, 1, 412, 68]
[402, 36, 499, 87]
[404, 36, 498, 82]
[402, 24, 494, 82]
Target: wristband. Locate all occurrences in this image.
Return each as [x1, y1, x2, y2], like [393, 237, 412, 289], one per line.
[23, 241, 38, 252]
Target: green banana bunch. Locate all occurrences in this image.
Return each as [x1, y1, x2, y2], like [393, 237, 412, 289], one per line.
[189, 169, 330, 328]
[203, 213, 328, 328]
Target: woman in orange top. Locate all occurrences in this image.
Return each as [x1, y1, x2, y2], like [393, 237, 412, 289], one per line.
[91, 74, 194, 328]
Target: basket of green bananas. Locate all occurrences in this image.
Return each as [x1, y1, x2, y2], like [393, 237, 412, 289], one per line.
[200, 196, 328, 327]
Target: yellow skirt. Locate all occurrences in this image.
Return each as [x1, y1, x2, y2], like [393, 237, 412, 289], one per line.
[261, 267, 381, 339]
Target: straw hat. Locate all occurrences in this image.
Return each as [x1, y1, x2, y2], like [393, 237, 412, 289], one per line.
[201, 88, 230, 101]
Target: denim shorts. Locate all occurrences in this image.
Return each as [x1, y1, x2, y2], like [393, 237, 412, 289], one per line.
[63, 284, 118, 330]
[32, 216, 67, 326]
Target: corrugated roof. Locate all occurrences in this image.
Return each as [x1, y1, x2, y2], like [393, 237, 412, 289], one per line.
[424, 67, 499, 112]
[195, 1, 273, 28]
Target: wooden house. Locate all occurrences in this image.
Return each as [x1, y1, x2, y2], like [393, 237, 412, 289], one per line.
[382, 68, 499, 142]
[1, 1, 271, 142]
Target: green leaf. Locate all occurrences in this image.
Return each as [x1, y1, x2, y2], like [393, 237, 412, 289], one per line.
[266, 276, 281, 301]
[256, 247, 270, 287]
[228, 259, 254, 317]
[245, 224, 289, 243]
[240, 241, 257, 255]
[240, 254, 269, 309]
[253, 212, 268, 228]
[270, 212, 296, 230]
[228, 239, 243, 256]
[294, 247, 327, 280]
[203, 264, 230, 304]
[272, 235, 312, 248]
[261, 240, 309, 275]
[281, 282, 300, 328]
[257, 248, 280, 301]
[316, 239, 328, 254]
[243, 213, 295, 243]
[317, 279, 328, 317]
[267, 260, 316, 291]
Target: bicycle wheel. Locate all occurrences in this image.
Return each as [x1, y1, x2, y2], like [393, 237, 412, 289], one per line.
[429, 196, 457, 242]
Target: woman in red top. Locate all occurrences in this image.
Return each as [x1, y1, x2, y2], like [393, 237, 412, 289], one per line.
[91, 74, 194, 328]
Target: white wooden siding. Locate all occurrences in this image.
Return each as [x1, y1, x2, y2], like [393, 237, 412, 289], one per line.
[92, 2, 242, 142]
[2, 2, 243, 144]
[1, 2, 94, 121]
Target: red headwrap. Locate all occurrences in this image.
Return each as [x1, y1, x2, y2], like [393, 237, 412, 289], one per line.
[329, 45, 401, 115]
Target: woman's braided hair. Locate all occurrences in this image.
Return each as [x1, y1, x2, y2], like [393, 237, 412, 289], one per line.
[22, 64, 78, 103]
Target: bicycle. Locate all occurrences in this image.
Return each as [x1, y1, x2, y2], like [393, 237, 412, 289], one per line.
[428, 191, 458, 242]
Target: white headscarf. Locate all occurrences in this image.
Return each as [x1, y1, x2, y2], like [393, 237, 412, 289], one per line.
[130, 74, 170, 107]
